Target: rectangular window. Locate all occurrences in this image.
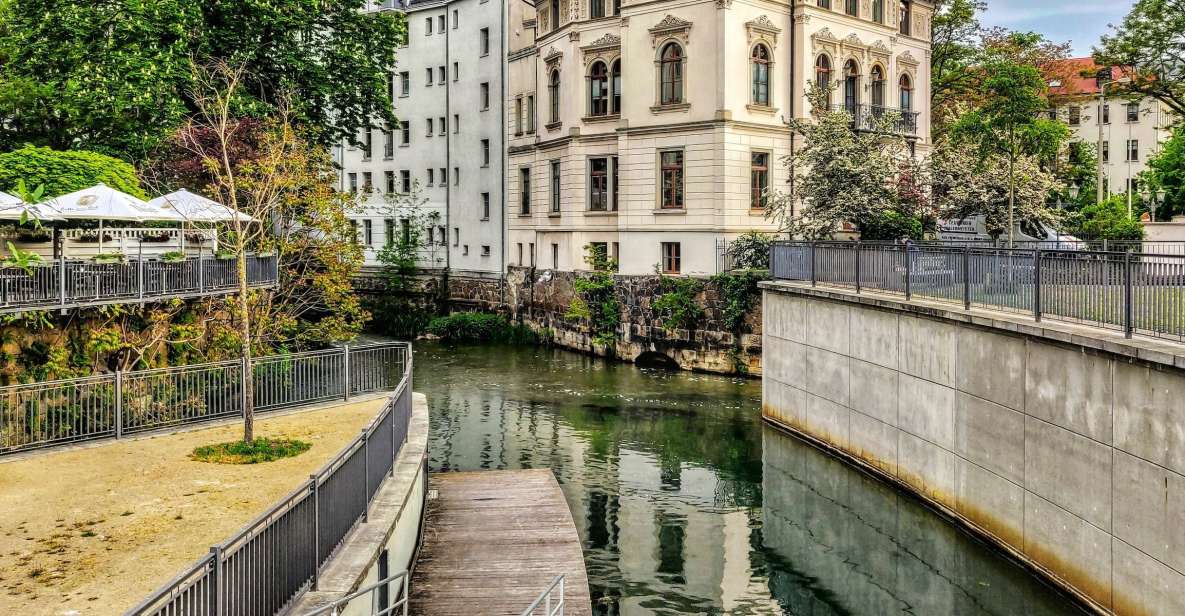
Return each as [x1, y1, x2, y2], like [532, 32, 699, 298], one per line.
[527, 95, 536, 133]
[1127, 103, 1140, 123]
[481, 82, 490, 110]
[845, 0, 857, 15]
[454, 166, 459, 185]
[426, 67, 433, 85]
[400, 71, 410, 96]
[482, 192, 490, 219]
[400, 170, 411, 193]
[520, 168, 531, 214]
[660, 150, 684, 209]
[529, 243, 535, 267]
[363, 129, 373, 160]
[427, 168, 435, 185]
[611, 155, 619, 211]
[589, 157, 608, 211]
[751, 152, 769, 209]
[452, 9, 458, 28]
[426, 118, 434, 136]
[550, 160, 561, 213]
[552, 243, 559, 269]
[350, 220, 359, 244]
[400, 121, 410, 145]
[452, 62, 459, 81]
[661, 242, 681, 274]
[591, 0, 605, 18]
[1127, 139, 1139, 161]
[590, 242, 608, 263]
[481, 139, 490, 166]
[440, 116, 446, 133]
[438, 66, 446, 83]
[481, 245, 491, 257]
[385, 170, 395, 194]
[426, 17, 433, 34]
[438, 15, 445, 32]
[363, 219, 373, 246]
[402, 219, 412, 245]
[873, 0, 884, 22]
[387, 72, 395, 102]
[463, 244, 469, 256]
[612, 242, 619, 262]
[517, 243, 524, 266]
[1102, 140, 1110, 163]
[818, 0, 830, 7]
[515, 97, 524, 135]
[348, 172, 358, 193]
[384, 128, 394, 158]
[363, 171, 373, 193]
[453, 227, 459, 247]
[1100, 104, 1110, 124]
[454, 113, 460, 133]
[384, 218, 395, 246]
[899, 1, 911, 35]
[440, 167, 447, 184]
[1069, 106, 1081, 126]
[480, 28, 490, 56]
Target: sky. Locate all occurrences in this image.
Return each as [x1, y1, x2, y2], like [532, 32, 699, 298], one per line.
[978, 0, 1137, 56]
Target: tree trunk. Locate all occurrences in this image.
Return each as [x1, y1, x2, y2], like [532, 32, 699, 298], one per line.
[237, 251, 254, 442]
[1008, 131, 1016, 249]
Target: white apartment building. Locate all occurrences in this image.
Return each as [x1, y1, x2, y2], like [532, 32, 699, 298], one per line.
[1051, 59, 1176, 199]
[507, 0, 933, 275]
[341, 0, 506, 276]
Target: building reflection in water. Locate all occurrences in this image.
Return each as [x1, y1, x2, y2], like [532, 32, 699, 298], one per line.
[416, 343, 1084, 616]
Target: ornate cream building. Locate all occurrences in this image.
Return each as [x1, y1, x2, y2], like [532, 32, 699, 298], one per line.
[507, 0, 933, 275]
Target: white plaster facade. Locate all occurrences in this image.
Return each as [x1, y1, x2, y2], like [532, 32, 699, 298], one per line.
[1058, 96, 1175, 199]
[507, 0, 932, 275]
[340, 0, 506, 276]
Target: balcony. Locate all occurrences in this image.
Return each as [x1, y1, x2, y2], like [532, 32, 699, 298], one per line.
[831, 104, 920, 137]
[0, 254, 278, 314]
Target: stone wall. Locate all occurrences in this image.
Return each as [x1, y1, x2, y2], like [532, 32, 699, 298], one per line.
[761, 281, 1185, 616]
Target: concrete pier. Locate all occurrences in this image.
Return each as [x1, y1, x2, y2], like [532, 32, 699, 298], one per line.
[760, 281, 1185, 616]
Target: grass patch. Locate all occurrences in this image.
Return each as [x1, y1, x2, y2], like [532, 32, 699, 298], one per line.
[426, 312, 540, 344]
[191, 437, 311, 465]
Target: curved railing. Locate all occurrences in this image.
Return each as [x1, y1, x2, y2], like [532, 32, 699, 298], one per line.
[126, 342, 414, 616]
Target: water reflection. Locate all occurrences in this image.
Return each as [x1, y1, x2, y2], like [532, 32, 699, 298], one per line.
[414, 342, 1084, 615]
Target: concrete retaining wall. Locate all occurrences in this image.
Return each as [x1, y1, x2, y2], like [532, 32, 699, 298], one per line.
[760, 282, 1185, 616]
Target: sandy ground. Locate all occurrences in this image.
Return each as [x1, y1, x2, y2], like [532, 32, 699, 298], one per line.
[0, 396, 387, 616]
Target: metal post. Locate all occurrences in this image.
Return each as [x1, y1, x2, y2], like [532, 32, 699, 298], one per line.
[210, 546, 223, 616]
[137, 258, 144, 301]
[199, 247, 205, 293]
[904, 245, 912, 301]
[114, 371, 124, 439]
[1033, 250, 1042, 322]
[1103, 239, 1109, 253]
[963, 247, 971, 311]
[810, 243, 817, 286]
[311, 475, 320, 590]
[59, 257, 66, 307]
[362, 430, 370, 523]
[854, 242, 862, 294]
[343, 345, 351, 401]
[1124, 251, 1134, 339]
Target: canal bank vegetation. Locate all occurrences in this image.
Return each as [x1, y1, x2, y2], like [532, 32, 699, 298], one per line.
[565, 248, 621, 347]
[426, 312, 543, 344]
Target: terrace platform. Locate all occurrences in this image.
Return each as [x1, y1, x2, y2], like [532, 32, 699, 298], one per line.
[410, 470, 593, 616]
[0, 394, 388, 616]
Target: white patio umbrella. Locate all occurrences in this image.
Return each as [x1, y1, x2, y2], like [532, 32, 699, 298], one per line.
[0, 191, 19, 206]
[48, 184, 170, 254]
[149, 189, 254, 223]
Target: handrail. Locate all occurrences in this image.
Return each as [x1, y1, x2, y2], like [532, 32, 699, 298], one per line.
[520, 575, 566, 616]
[126, 341, 414, 616]
[300, 572, 411, 616]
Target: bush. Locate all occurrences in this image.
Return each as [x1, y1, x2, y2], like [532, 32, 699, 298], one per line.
[859, 210, 923, 241]
[426, 312, 537, 344]
[1072, 196, 1144, 241]
[728, 231, 774, 270]
[191, 437, 311, 464]
[0, 146, 147, 199]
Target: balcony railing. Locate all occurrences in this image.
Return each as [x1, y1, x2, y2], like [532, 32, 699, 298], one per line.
[831, 103, 920, 136]
[0, 254, 278, 314]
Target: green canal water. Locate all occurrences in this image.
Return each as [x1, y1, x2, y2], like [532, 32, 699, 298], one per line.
[413, 342, 1087, 616]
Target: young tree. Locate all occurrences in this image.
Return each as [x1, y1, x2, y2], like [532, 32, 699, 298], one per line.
[367, 187, 445, 338]
[1095, 0, 1185, 118]
[767, 85, 914, 239]
[1141, 126, 1185, 219]
[950, 61, 1067, 244]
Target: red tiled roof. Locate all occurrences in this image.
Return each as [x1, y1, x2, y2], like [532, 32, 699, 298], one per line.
[1048, 57, 1134, 97]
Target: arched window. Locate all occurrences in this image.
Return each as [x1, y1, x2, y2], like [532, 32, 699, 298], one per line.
[589, 61, 609, 116]
[611, 59, 621, 113]
[899, 74, 914, 112]
[751, 45, 771, 106]
[871, 65, 885, 109]
[815, 55, 832, 106]
[549, 69, 561, 123]
[843, 60, 859, 114]
[659, 42, 684, 105]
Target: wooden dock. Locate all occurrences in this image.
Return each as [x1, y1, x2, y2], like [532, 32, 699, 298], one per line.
[410, 469, 593, 616]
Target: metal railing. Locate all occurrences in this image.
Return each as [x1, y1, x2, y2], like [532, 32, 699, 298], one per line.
[126, 342, 414, 616]
[830, 103, 920, 136]
[520, 575, 566, 616]
[771, 242, 1185, 342]
[0, 342, 408, 455]
[301, 572, 410, 616]
[0, 254, 278, 313]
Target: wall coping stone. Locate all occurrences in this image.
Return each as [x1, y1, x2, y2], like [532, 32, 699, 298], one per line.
[760, 281, 1185, 373]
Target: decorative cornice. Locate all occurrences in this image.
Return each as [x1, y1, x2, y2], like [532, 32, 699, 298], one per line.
[715, 0, 733, 8]
[745, 15, 781, 48]
[813, 27, 838, 42]
[649, 14, 692, 47]
[544, 46, 563, 67]
[898, 50, 919, 66]
[581, 33, 622, 51]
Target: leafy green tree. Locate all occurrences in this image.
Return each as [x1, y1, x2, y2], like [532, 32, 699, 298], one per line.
[1070, 196, 1146, 241]
[1141, 126, 1185, 219]
[0, 146, 147, 198]
[1094, 0, 1185, 118]
[950, 61, 1067, 244]
[0, 0, 405, 159]
[930, 0, 987, 124]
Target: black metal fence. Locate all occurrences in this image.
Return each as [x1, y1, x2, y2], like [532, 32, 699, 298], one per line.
[0, 343, 409, 455]
[126, 342, 413, 616]
[0, 254, 278, 313]
[771, 242, 1185, 342]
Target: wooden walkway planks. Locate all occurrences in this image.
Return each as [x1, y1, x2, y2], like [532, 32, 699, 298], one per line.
[410, 469, 593, 616]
